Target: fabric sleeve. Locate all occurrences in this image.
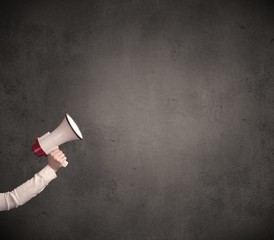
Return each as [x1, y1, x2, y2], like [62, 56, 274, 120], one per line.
[0, 165, 57, 211]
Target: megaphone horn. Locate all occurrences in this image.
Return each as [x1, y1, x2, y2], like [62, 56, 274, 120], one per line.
[32, 113, 83, 167]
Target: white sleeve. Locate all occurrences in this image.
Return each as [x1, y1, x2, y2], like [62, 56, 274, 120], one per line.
[0, 165, 57, 211]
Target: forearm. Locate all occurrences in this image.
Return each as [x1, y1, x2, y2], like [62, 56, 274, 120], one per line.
[0, 165, 57, 211]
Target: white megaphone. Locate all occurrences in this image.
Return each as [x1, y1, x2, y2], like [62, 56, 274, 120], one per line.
[32, 113, 83, 167]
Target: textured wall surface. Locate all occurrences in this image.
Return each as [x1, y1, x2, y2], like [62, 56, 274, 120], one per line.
[0, 0, 274, 239]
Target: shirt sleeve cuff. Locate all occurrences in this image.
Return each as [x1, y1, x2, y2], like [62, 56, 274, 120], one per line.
[38, 165, 57, 185]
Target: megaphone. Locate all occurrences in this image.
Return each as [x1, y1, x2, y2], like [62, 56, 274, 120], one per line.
[32, 113, 83, 167]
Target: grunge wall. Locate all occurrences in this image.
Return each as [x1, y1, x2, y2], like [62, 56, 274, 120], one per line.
[0, 1, 274, 239]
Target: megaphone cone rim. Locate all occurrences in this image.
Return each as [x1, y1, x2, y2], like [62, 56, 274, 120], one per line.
[65, 113, 83, 140]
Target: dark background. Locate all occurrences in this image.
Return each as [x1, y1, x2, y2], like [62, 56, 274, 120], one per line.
[0, 0, 274, 239]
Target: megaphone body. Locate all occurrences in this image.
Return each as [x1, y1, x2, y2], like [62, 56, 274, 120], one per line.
[32, 113, 83, 167]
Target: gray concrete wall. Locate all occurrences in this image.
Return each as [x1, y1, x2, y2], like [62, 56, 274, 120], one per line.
[0, 0, 274, 239]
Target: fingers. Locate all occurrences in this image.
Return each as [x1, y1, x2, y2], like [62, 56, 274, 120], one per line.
[50, 149, 63, 158]
[50, 149, 67, 163]
[55, 151, 65, 158]
[56, 153, 66, 163]
[48, 148, 68, 171]
[50, 147, 60, 155]
[60, 156, 67, 164]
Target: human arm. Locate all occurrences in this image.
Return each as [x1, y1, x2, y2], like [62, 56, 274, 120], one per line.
[0, 148, 67, 211]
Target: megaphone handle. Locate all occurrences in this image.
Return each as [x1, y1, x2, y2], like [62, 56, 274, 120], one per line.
[62, 160, 69, 167]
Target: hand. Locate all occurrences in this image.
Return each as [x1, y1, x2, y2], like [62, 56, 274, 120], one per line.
[47, 148, 67, 172]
